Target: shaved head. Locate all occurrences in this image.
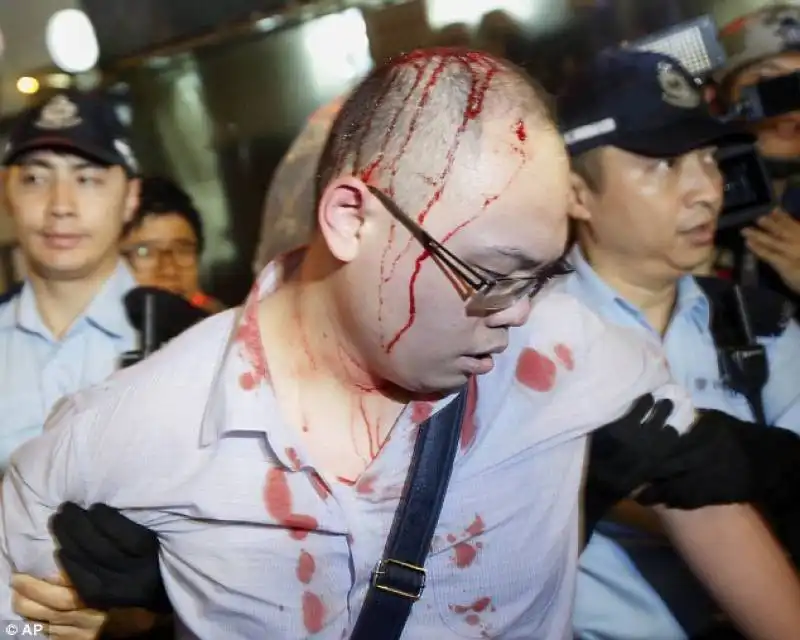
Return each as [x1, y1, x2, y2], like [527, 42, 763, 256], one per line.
[294, 48, 570, 393]
[316, 48, 556, 221]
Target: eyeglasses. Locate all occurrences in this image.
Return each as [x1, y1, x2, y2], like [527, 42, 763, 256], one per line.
[367, 186, 573, 314]
[122, 241, 198, 271]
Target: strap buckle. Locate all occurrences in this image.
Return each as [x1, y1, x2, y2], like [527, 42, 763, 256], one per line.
[372, 559, 426, 600]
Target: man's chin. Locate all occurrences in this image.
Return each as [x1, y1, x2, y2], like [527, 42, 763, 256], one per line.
[30, 259, 99, 282]
[681, 252, 716, 277]
[403, 369, 472, 397]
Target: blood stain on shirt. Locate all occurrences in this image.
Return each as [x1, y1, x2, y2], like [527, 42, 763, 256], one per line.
[466, 614, 481, 626]
[451, 597, 493, 614]
[515, 348, 557, 392]
[554, 343, 574, 370]
[309, 472, 330, 500]
[302, 591, 326, 634]
[356, 474, 376, 495]
[411, 401, 433, 424]
[239, 372, 256, 390]
[454, 542, 478, 568]
[263, 469, 318, 540]
[466, 515, 485, 537]
[285, 447, 302, 470]
[285, 514, 318, 541]
[296, 550, 316, 584]
[264, 469, 292, 521]
[235, 292, 270, 390]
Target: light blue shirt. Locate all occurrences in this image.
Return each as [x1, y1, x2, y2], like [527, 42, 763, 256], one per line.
[566, 247, 800, 639]
[0, 262, 137, 472]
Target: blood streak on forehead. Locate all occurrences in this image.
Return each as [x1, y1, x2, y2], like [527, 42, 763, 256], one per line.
[341, 48, 527, 353]
[355, 48, 501, 205]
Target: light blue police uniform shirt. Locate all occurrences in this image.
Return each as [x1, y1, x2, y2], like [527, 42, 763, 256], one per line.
[565, 247, 800, 640]
[0, 262, 137, 473]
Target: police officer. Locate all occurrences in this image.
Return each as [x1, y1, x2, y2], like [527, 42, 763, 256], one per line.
[716, 4, 800, 304]
[0, 90, 141, 472]
[560, 49, 800, 639]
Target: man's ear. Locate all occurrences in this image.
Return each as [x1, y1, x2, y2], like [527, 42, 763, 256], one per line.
[122, 177, 141, 225]
[316, 177, 370, 263]
[0, 169, 13, 220]
[568, 171, 594, 222]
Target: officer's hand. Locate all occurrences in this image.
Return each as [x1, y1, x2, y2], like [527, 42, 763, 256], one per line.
[584, 394, 678, 539]
[51, 503, 172, 613]
[11, 573, 106, 639]
[742, 209, 800, 294]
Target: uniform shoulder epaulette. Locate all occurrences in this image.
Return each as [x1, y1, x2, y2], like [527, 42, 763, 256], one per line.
[0, 282, 23, 307]
[695, 276, 794, 339]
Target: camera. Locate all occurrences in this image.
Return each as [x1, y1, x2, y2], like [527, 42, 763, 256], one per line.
[716, 143, 775, 230]
[737, 71, 800, 121]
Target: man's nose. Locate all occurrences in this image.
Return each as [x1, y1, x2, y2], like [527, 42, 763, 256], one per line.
[47, 179, 76, 217]
[485, 295, 532, 329]
[685, 156, 723, 211]
[156, 251, 179, 275]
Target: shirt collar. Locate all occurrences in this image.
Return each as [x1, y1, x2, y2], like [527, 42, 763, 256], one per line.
[567, 246, 710, 334]
[199, 248, 304, 453]
[83, 262, 137, 337]
[0, 261, 136, 340]
[0, 289, 20, 330]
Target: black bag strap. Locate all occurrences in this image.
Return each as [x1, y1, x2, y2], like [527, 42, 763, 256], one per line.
[349, 384, 469, 640]
[696, 277, 768, 424]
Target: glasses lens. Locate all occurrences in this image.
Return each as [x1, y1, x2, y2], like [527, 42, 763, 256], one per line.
[466, 279, 541, 314]
[173, 246, 198, 267]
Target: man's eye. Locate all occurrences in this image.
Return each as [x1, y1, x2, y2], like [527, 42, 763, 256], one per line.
[658, 158, 679, 170]
[20, 172, 46, 185]
[76, 173, 104, 185]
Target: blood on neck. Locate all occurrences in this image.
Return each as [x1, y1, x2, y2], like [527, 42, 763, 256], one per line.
[278, 244, 387, 396]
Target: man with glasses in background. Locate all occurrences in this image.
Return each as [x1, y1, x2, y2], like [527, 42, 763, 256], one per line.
[121, 176, 222, 313]
[5, 48, 800, 640]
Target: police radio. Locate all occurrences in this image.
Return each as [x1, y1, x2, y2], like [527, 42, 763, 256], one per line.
[120, 287, 210, 368]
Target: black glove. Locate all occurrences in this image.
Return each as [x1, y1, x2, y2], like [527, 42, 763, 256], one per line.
[636, 409, 754, 509]
[584, 394, 678, 542]
[50, 502, 172, 613]
[721, 421, 800, 514]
